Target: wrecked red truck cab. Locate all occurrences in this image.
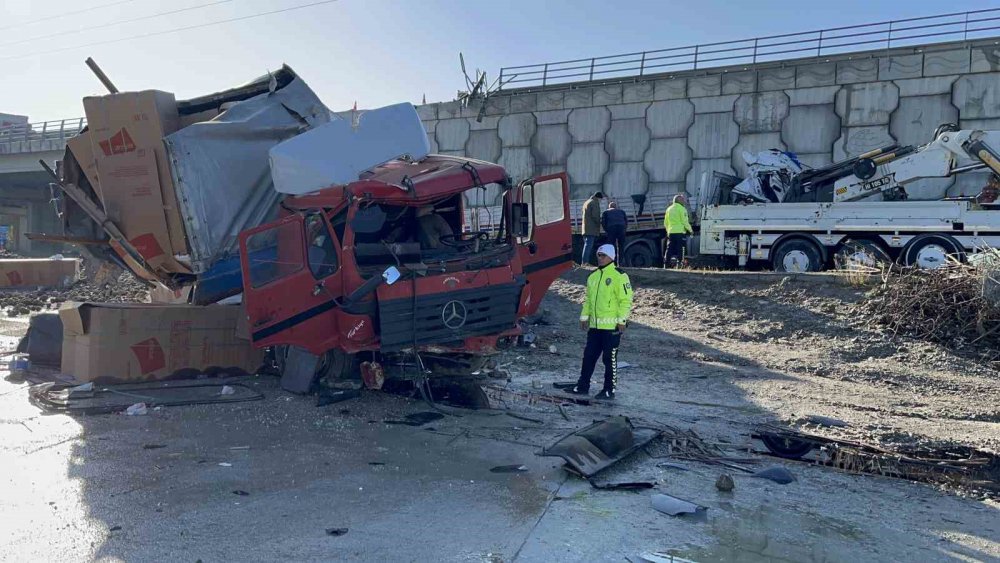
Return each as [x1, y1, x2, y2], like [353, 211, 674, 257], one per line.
[238, 155, 572, 383]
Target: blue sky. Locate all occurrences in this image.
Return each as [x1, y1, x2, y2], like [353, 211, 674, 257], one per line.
[2, 0, 994, 120]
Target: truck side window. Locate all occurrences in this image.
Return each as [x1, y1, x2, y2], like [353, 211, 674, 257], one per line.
[305, 213, 338, 279]
[246, 221, 304, 288]
[522, 178, 565, 241]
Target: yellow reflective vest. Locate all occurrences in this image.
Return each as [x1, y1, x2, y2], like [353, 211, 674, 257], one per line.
[664, 202, 693, 235]
[580, 265, 633, 330]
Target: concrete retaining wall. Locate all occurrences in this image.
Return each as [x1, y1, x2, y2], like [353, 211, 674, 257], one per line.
[418, 40, 1000, 205]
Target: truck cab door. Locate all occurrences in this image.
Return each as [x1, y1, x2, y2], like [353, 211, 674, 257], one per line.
[239, 211, 344, 355]
[515, 173, 573, 315]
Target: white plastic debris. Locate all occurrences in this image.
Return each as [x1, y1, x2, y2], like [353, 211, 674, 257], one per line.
[548, 345, 558, 354]
[218, 462, 232, 467]
[125, 402, 148, 416]
[220, 385, 235, 396]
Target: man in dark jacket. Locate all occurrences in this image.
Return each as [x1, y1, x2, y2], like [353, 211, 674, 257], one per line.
[601, 201, 628, 265]
[580, 191, 604, 265]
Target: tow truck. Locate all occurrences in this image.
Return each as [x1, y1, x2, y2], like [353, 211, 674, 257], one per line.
[698, 125, 1000, 271]
[239, 156, 572, 388]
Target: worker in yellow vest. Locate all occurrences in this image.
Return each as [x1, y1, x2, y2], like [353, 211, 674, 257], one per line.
[663, 194, 693, 268]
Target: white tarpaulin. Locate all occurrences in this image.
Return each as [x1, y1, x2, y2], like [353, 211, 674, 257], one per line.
[269, 102, 430, 195]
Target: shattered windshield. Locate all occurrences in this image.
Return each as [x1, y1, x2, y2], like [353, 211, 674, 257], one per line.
[352, 187, 510, 276]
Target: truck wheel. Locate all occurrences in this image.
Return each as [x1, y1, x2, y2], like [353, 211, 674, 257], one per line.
[834, 240, 890, 271]
[771, 239, 823, 273]
[902, 235, 963, 269]
[623, 242, 655, 268]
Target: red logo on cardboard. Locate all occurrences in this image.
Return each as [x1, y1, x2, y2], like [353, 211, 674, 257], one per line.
[98, 127, 137, 156]
[129, 233, 165, 261]
[131, 338, 166, 374]
[5, 270, 22, 286]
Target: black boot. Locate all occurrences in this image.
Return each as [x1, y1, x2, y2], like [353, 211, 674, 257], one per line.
[594, 389, 615, 400]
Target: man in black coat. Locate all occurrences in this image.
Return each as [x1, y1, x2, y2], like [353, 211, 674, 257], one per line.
[601, 201, 629, 265]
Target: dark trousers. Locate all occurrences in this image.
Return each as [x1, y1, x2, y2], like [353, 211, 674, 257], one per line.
[606, 227, 626, 264]
[665, 233, 687, 266]
[577, 328, 621, 393]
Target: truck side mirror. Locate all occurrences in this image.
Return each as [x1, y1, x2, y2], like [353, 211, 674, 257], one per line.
[382, 266, 401, 286]
[511, 203, 530, 237]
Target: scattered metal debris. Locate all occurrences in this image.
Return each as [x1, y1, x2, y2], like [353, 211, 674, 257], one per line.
[650, 493, 706, 517]
[383, 411, 444, 426]
[755, 425, 1000, 494]
[539, 416, 661, 478]
[589, 480, 655, 491]
[232, 490, 249, 496]
[490, 464, 528, 473]
[29, 380, 264, 414]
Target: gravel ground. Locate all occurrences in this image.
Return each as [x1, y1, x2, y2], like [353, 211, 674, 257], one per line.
[1, 268, 998, 561]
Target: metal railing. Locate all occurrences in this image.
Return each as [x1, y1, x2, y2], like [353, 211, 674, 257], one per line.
[498, 8, 1000, 90]
[0, 117, 87, 153]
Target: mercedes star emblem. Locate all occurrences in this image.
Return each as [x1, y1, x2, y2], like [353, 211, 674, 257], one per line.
[441, 300, 468, 329]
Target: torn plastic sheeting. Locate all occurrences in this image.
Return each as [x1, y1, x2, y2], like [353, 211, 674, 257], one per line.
[538, 416, 661, 478]
[164, 70, 332, 275]
[269, 102, 430, 195]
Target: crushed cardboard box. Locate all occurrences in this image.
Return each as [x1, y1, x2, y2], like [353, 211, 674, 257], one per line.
[0, 259, 79, 288]
[59, 302, 262, 383]
[83, 90, 189, 273]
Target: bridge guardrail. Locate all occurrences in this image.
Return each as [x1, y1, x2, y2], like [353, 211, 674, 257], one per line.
[499, 8, 1000, 90]
[0, 117, 87, 154]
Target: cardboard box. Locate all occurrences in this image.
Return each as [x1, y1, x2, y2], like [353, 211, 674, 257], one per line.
[59, 302, 263, 383]
[66, 132, 102, 202]
[83, 91, 189, 268]
[97, 148, 179, 271]
[0, 259, 79, 288]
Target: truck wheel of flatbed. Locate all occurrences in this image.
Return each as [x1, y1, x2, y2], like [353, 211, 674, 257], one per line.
[623, 242, 655, 268]
[771, 239, 823, 273]
[902, 234, 963, 269]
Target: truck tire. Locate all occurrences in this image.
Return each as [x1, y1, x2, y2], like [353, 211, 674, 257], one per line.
[902, 234, 963, 269]
[623, 241, 656, 268]
[771, 239, 823, 273]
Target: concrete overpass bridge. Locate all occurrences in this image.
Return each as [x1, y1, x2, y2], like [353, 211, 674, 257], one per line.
[0, 118, 85, 255]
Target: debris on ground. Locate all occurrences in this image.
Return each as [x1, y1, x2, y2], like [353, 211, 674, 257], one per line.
[29, 380, 264, 414]
[0, 270, 147, 317]
[383, 411, 444, 426]
[325, 528, 349, 537]
[715, 473, 735, 491]
[490, 464, 528, 473]
[751, 466, 797, 485]
[125, 402, 147, 416]
[589, 481, 655, 491]
[755, 425, 999, 496]
[539, 416, 661, 478]
[650, 493, 706, 517]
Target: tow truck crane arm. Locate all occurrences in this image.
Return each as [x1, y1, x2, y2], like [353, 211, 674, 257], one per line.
[834, 126, 1000, 202]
